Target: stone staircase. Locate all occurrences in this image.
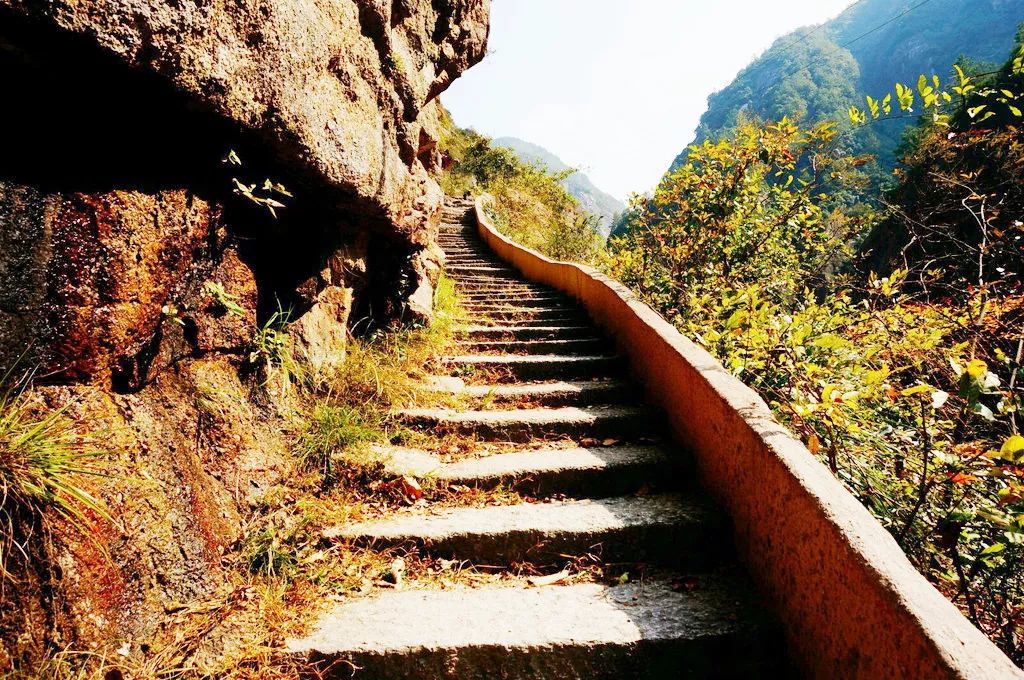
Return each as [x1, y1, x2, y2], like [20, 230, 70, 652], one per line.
[289, 198, 791, 678]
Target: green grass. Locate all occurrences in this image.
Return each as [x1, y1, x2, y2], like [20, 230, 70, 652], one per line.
[286, 273, 465, 488]
[0, 376, 110, 580]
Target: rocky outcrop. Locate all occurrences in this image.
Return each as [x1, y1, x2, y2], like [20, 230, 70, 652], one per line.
[0, 0, 488, 669]
[0, 0, 489, 384]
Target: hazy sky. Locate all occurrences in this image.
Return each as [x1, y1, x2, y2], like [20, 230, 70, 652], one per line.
[442, 0, 857, 201]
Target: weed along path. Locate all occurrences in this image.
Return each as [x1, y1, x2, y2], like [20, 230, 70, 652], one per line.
[287, 198, 789, 678]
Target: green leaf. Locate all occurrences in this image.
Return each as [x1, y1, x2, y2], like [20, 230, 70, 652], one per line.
[981, 543, 1006, 556]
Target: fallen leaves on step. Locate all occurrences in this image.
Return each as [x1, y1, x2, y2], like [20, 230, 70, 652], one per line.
[527, 569, 570, 587]
[378, 475, 424, 503]
[671, 576, 701, 593]
[400, 476, 424, 500]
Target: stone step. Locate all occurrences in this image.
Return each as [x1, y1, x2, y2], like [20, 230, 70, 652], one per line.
[456, 286, 554, 296]
[425, 377, 634, 406]
[288, 575, 786, 679]
[379, 444, 674, 497]
[457, 338, 606, 355]
[443, 354, 621, 381]
[460, 293, 566, 304]
[447, 259, 503, 267]
[457, 316, 588, 329]
[453, 279, 533, 289]
[399, 404, 652, 441]
[447, 265, 520, 275]
[326, 493, 723, 566]
[444, 253, 493, 260]
[463, 302, 577, 312]
[457, 325, 595, 341]
[461, 308, 588, 323]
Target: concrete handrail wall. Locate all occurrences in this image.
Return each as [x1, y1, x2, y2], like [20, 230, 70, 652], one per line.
[472, 195, 1022, 679]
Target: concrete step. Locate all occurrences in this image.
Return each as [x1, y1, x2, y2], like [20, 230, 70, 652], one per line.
[288, 575, 786, 679]
[379, 444, 674, 497]
[457, 338, 605, 355]
[325, 493, 725, 566]
[443, 354, 621, 381]
[399, 404, 652, 441]
[425, 377, 634, 406]
[457, 325, 595, 340]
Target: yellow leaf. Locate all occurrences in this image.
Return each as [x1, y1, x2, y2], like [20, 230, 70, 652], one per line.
[807, 434, 820, 455]
[901, 384, 931, 397]
[967, 359, 988, 379]
[1001, 435, 1024, 462]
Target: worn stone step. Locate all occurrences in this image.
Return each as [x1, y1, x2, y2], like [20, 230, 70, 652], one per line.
[425, 377, 634, 406]
[447, 260, 503, 267]
[458, 324, 594, 340]
[288, 575, 785, 680]
[456, 286, 554, 297]
[325, 493, 724, 566]
[455, 277, 544, 285]
[448, 265, 519, 274]
[463, 302, 577, 312]
[457, 338, 605, 355]
[451, 272, 527, 281]
[399, 404, 652, 441]
[457, 316, 588, 329]
[461, 293, 565, 304]
[462, 308, 588, 324]
[443, 354, 621, 381]
[379, 444, 673, 497]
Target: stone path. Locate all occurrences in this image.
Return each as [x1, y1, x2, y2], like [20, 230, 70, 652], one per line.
[289, 198, 791, 678]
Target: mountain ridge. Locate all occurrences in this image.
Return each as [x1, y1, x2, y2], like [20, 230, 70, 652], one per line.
[494, 136, 625, 236]
[670, 0, 1024, 176]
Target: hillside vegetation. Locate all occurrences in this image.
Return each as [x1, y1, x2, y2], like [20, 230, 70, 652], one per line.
[675, 0, 1024, 180]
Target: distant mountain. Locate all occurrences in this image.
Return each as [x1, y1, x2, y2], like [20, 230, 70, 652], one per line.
[671, 0, 1024, 178]
[493, 137, 625, 236]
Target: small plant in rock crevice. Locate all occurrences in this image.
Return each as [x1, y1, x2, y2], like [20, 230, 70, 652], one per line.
[223, 149, 293, 219]
[250, 306, 301, 392]
[203, 281, 246, 317]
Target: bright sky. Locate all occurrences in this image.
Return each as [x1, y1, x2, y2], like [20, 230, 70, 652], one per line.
[442, 0, 857, 201]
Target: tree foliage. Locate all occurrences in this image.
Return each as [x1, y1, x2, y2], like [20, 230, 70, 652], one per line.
[608, 44, 1024, 656]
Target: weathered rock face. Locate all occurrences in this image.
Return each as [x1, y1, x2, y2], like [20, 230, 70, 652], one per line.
[0, 0, 489, 385]
[0, 0, 489, 669]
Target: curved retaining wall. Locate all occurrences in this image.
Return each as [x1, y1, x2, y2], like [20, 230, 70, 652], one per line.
[472, 196, 1022, 679]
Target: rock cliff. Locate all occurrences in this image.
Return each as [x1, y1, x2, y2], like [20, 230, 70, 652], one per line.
[0, 0, 488, 668]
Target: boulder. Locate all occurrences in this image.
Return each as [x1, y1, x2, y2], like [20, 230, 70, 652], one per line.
[0, 0, 489, 384]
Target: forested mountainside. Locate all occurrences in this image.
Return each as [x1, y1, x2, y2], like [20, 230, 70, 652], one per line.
[493, 137, 624, 235]
[672, 0, 1024, 177]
